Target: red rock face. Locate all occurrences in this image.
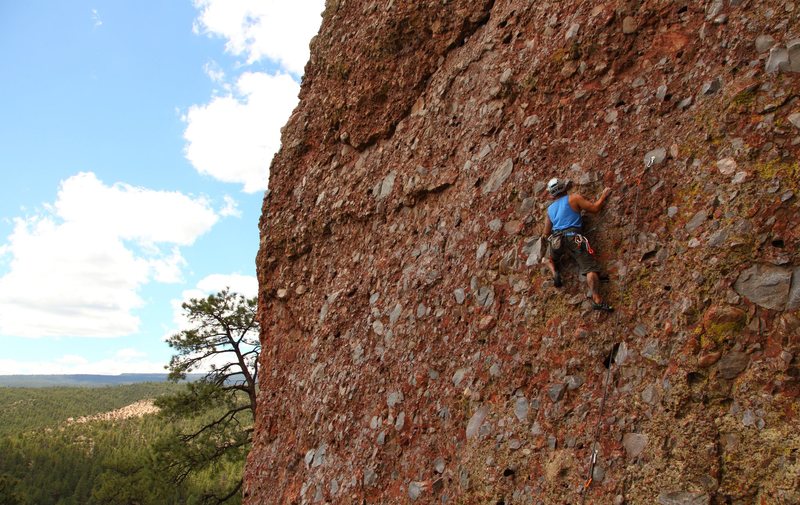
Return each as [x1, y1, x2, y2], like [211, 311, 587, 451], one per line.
[246, 1, 800, 503]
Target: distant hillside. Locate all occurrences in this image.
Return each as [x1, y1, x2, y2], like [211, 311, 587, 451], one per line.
[0, 381, 244, 504]
[0, 382, 186, 436]
[0, 373, 203, 388]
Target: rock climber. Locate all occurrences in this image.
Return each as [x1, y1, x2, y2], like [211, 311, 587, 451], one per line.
[542, 177, 613, 312]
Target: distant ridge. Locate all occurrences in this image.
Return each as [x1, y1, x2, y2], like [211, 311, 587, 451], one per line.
[0, 373, 203, 388]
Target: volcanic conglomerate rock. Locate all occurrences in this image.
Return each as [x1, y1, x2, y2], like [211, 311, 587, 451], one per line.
[246, 1, 800, 503]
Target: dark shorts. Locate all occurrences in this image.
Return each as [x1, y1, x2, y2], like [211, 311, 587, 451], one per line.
[547, 232, 601, 276]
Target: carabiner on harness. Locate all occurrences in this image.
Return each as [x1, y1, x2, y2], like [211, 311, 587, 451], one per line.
[574, 234, 595, 255]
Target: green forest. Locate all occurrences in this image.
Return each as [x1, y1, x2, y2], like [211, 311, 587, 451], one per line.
[0, 383, 247, 505]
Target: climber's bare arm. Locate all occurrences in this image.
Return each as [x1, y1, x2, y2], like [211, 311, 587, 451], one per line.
[570, 188, 612, 214]
[543, 214, 553, 237]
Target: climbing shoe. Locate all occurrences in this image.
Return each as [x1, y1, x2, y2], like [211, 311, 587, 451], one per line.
[592, 301, 614, 312]
[553, 271, 563, 288]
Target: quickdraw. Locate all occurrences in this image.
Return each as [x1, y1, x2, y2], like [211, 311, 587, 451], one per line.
[573, 234, 595, 255]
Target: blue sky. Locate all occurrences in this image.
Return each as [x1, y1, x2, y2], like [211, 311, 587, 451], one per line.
[0, 1, 324, 374]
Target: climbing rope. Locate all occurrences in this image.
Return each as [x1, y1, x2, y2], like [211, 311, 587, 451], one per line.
[633, 155, 654, 229]
[581, 348, 615, 499]
[580, 155, 653, 501]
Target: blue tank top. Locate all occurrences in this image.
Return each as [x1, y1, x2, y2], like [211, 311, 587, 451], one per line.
[548, 195, 582, 231]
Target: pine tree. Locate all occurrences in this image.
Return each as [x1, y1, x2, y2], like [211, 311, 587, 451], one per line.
[0, 474, 29, 505]
[155, 289, 259, 504]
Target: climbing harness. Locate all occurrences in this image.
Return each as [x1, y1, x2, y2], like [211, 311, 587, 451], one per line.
[549, 229, 595, 256]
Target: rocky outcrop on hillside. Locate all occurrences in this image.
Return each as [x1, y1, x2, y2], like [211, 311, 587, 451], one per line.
[67, 400, 159, 424]
[246, 1, 800, 503]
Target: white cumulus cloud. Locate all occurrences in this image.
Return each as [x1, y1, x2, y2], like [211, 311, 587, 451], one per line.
[54, 171, 217, 246]
[0, 172, 220, 338]
[115, 348, 148, 360]
[167, 273, 257, 335]
[219, 195, 241, 217]
[203, 60, 227, 85]
[164, 273, 259, 373]
[0, 352, 165, 375]
[192, 0, 324, 75]
[91, 8, 103, 28]
[182, 71, 299, 193]
[196, 273, 258, 297]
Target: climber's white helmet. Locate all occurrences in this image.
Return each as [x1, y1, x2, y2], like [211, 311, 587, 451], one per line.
[546, 177, 569, 196]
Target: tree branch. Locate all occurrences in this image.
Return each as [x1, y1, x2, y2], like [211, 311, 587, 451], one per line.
[203, 478, 243, 505]
[180, 405, 252, 442]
